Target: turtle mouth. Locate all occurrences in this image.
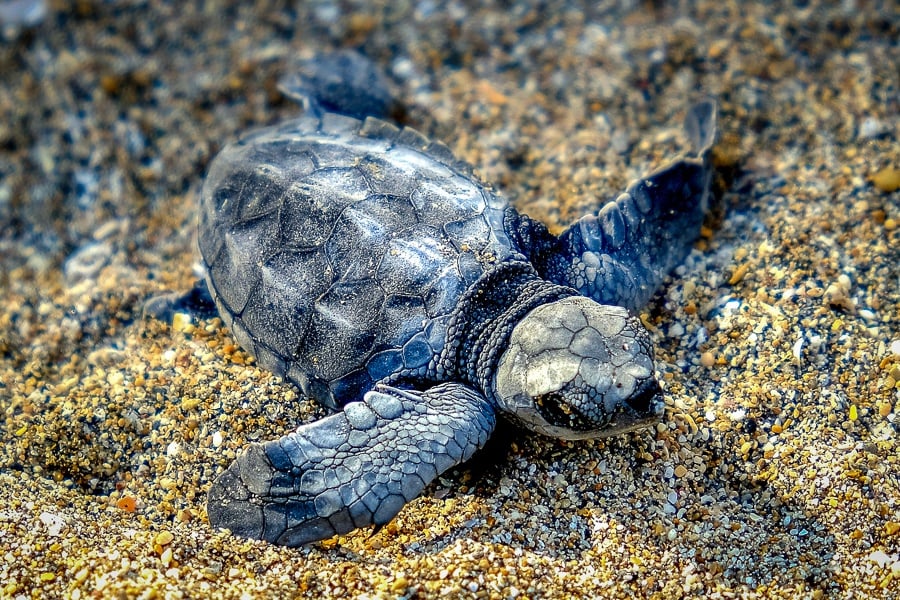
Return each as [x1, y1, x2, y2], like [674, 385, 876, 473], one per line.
[603, 379, 666, 436]
[531, 379, 665, 440]
[535, 392, 597, 433]
[625, 377, 664, 418]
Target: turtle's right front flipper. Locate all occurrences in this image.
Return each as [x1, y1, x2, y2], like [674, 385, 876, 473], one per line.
[207, 383, 495, 546]
[554, 101, 717, 312]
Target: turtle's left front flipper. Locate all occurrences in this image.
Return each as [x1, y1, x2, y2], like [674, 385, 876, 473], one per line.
[555, 101, 717, 311]
[207, 383, 495, 546]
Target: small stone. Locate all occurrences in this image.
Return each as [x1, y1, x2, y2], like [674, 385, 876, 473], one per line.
[172, 312, 194, 333]
[155, 530, 174, 546]
[728, 263, 750, 285]
[64, 241, 113, 284]
[872, 167, 900, 193]
[824, 280, 854, 311]
[858, 117, 888, 139]
[39, 511, 66, 536]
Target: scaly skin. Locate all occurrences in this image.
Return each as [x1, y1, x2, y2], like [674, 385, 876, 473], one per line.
[208, 383, 494, 546]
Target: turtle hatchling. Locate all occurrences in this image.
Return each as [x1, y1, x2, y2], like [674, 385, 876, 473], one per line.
[199, 52, 717, 546]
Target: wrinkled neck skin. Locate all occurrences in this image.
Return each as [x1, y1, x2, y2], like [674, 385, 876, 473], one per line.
[429, 259, 576, 402]
[432, 259, 665, 441]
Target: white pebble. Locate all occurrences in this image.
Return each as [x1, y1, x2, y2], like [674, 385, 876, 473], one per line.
[858, 116, 887, 139]
[792, 336, 804, 363]
[39, 511, 66, 536]
[868, 550, 894, 568]
[64, 241, 113, 284]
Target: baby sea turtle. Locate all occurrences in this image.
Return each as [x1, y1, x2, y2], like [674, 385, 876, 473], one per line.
[200, 52, 717, 546]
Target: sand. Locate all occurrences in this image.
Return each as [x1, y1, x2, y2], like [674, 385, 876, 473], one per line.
[1, 0, 898, 598]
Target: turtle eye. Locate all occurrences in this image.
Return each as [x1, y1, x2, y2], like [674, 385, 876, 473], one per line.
[535, 391, 595, 431]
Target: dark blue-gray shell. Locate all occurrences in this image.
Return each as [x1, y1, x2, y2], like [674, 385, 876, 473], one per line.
[199, 112, 518, 409]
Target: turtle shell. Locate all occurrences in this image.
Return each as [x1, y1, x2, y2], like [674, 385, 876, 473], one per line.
[199, 112, 518, 409]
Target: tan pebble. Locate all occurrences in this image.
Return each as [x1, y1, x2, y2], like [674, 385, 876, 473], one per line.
[172, 312, 193, 333]
[155, 530, 174, 546]
[700, 352, 715, 367]
[805, 286, 824, 298]
[392, 575, 410, 593]
[728, 263, 750, 285]
[823, 282, 854, 310]
[872, 167, 900, 192]
[708, 39, 730, 59]
[879, 402, 892, 417]
[674, 465, 688, 478]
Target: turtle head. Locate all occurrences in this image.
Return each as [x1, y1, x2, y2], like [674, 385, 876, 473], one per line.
[493, 296, 664, 440]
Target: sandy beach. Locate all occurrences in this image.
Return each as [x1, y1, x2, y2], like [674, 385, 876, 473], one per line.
[1, 1, 898, 597]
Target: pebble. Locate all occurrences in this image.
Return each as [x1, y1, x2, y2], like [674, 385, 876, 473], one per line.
[63, 241, 113, 284]
[858, 117, 888, 140]
[872, 167, 900, 193]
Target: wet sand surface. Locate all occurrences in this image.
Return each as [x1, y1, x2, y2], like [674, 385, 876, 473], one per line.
[1, 1, 898, 597]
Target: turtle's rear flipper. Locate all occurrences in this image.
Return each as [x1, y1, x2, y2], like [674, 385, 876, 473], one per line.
[142, 278, 218, 322]
[206, 382, 496, 547]
[278, 50, 398, 120]
[555, 101, 717, 311]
